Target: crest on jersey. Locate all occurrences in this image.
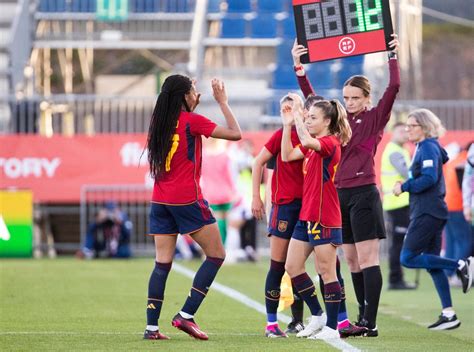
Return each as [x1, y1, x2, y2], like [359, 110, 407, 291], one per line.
[278, 220, 288, 232]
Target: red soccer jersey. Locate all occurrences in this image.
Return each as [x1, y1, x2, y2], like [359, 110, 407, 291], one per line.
[299, 135, 342, 227]
[152, 111, 217, 204]
[264, 127, 304, 204]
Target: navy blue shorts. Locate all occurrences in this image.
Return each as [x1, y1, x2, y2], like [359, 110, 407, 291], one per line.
[403, 214, 446, 255]
[292, 221, 342, 247]
[268, 199, 302, 240]
[149, 199, 216, 235]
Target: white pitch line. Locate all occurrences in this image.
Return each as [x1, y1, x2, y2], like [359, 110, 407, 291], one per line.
[173, 263, 361, 352]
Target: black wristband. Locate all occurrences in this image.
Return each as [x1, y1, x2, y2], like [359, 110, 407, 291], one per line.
[388, 51, 397, 59]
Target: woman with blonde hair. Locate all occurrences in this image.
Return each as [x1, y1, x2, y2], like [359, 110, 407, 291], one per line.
[393, 108, 473, 330]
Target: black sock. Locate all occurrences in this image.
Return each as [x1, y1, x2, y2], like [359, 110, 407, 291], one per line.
[351, 271, 365, 320]
[181, 256, 224, 316]
[318, 274, 325, 296]
[362, 265, 383, 328]
[336, 257, 348, 321]
[324, 281, 341, 330]
[290, 287, 304, 322]
[291, 272, 323, 316]
[147, 261, 172, 326]
[265, 260, 285, 322]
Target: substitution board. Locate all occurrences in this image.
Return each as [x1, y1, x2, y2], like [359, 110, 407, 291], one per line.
[293, 0, 394, 62]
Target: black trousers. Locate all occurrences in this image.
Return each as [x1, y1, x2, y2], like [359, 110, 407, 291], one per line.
[240, 218, 256, 250]
[386, 206, 410, 284]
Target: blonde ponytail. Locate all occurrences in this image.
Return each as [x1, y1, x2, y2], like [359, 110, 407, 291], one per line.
[330, 100, 352, 146]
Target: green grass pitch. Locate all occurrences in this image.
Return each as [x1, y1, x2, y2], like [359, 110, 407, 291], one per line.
[1, 258, 473, 351]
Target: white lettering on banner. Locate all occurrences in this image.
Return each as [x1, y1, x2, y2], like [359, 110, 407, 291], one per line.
[0, 158, 61, 179]
[120, 142, 147, 167]
[43, 158, 61, 177]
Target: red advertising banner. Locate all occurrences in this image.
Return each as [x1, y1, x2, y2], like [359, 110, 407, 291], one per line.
[1, 131, 472, 203]
[0, 135, 150, 203]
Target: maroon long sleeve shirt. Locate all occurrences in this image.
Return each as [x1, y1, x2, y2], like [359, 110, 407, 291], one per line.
[297, 59, 400, 189]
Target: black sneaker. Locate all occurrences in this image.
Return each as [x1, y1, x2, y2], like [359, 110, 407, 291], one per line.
[428, 314, 461, 330]
[358, 319, 378, 337]
[456, 258, 473, 293]
[285, 320, 305, 334]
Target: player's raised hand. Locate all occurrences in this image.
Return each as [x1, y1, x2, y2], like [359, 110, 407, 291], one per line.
[280, 102, 294, 126]
[287, 92, 304, 116]
[292, 39, 308, 66]
[211, 78, 228, 105]
[389, 33, 400, 54]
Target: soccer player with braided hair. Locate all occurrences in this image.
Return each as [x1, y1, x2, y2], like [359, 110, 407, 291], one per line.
[143, 74, 241, 341]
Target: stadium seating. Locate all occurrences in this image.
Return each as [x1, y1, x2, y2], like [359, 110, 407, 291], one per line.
[281, 15, 296, 39]
[336, 56, 365, 86]
[129, 0, 194, 13]
[38, 0, 94, 12]
[226, 0, 252, 13]
[37, 0, 195, 13]
[207, 0, 222, 13]
[276, 40, 294, 66]
[273, 65, 299, 90]
[307, 61, 335, 90]
[257, 0, 284, 13]
[250, 14, 277, 38]
[38, 0, 66, 12]
[221, 16, 248, 38]
[34, 0, 367, 123]
[266, 94, 281, 117]
[72, 0, 94, 13]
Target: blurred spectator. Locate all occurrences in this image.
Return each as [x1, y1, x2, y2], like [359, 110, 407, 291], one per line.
[462, 143, 474, 256]
[33, 206, 56, 259]
[227, 140, 258, 262]
[443, 143, 472, 286]
[78, 202, 132, 259]
[381, 122, 416, 289]
[201, 138, 237, 245]
[175, 235, 202, 260]
[11, 96, 39, 133]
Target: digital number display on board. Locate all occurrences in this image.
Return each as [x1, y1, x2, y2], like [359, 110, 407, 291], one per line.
[293, 0, 394, 62]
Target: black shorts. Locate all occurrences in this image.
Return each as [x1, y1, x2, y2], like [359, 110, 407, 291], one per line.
[337, 184, 386, 244]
